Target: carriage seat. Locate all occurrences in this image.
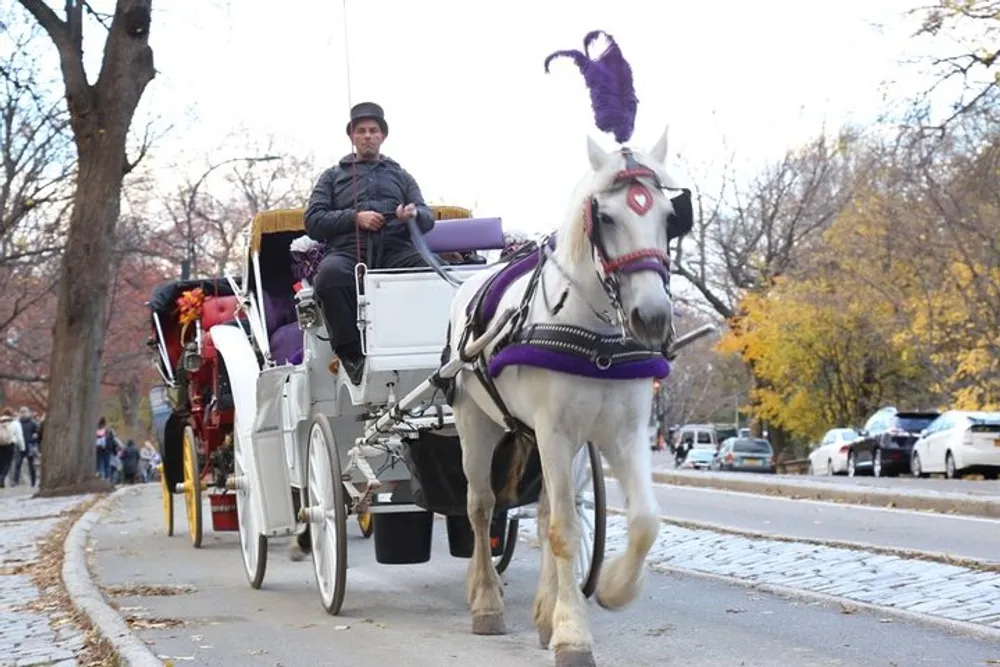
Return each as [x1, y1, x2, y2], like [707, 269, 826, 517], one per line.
[200, 295, 241, 362]
[262, 216, 506, 366]
[423, 217, 505, 255]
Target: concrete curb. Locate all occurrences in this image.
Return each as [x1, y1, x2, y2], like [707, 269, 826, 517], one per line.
[518, 514, 1000, 643]
[603, 506, 1000, 571]
[63, 485, 163, 667]
[649, 561, 1000, 644]
[605, 467, 1000, 519]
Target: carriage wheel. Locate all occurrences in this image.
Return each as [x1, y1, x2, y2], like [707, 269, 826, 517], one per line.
[181, 425, 203, 549]
[357, 512, 374, 538]
[159, 463, 174, 537]
[574, 441, 606, 598]
[307, 414, 348, 615]
[234, 417, 268, 589]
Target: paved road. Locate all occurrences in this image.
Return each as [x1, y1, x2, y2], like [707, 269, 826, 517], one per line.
[650, 450, 1000, 497]
[606, 480, 1000, 564]
[90, 484, 1000, 666]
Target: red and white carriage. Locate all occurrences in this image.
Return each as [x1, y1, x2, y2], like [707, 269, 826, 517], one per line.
[147, 275, 246, 547]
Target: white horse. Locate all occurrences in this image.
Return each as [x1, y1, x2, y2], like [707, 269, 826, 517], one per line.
[445, 127, 687, 667]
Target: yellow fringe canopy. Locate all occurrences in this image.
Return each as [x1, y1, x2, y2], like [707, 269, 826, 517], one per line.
[249, 208, 306, 253]
[249, 204, 474, 253]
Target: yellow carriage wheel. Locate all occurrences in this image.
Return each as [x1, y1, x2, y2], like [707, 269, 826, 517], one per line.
[181, 425, 203, 548]
[159, 463, 174, 537]
[357, 512, 374, 538]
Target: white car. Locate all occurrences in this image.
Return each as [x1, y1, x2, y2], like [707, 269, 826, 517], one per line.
[910, 410, 1000, 479]
[807, 428, 860, 475]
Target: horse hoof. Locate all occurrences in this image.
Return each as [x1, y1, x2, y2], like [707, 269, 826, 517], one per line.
[288, 541, 308, 562]
[537, 626, 552, 649]
[554, 649, 597, 667]
[472, 612, 507, 635]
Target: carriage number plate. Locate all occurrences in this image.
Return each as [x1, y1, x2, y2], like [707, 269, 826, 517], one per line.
[745, 458, 761, 466]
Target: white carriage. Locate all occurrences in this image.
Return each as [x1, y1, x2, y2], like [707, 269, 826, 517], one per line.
[209, 206, 608, 613]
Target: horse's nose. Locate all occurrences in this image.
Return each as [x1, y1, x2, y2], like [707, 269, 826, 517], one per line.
[629, 303, 670, 343]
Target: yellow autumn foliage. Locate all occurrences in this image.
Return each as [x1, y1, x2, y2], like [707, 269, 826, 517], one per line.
[719, 173, 1000, 441]
[719, 271, 921, 443]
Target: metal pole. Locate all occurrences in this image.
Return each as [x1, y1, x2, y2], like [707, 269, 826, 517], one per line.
[181, 155, 280, 280]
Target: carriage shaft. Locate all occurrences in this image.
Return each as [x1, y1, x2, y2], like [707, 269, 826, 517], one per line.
[361, 306, 517, 444]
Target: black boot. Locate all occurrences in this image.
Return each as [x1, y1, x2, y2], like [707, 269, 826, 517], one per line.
[336, 342, 365, 385]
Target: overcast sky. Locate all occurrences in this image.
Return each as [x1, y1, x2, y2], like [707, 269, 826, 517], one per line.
[69, 0, 950, 235]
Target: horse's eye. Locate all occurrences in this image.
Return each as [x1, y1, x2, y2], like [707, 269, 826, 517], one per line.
[598, 212, 614, 225]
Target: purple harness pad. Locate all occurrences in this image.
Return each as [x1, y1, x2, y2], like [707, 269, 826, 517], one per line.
[468, 236, 556, 325]
[487, 344, 669, 380]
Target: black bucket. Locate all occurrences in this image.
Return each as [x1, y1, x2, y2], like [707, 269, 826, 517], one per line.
[373, 510, 434, 564]
[445, 513, 508, 558]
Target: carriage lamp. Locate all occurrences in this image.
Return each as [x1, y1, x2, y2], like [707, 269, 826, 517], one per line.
[295, 287, 321, 330]
[182, 341, 203, 372]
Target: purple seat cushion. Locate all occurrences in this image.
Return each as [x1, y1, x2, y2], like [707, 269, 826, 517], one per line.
[263, 289, 297, 337]
[269, 321, 303, 366]
[423, 217, 504, 253]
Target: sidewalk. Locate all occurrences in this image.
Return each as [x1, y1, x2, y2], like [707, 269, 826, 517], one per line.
[0, 485, 105, 667]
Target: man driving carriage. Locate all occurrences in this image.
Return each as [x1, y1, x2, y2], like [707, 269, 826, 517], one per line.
[304, 102, 435, 385]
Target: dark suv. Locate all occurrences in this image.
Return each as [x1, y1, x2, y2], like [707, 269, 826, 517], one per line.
[848, 407, 940, 477]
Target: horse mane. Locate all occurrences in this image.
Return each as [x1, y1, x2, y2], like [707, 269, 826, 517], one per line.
[553, 154, 621, 267]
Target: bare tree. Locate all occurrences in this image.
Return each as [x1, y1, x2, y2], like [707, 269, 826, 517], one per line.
[674, 128, 860, 320]
[16, 0, 155, 495]
[163, 142, 317, 278]
[908, 0, 1000, 133]
[0, 8, 75, 394]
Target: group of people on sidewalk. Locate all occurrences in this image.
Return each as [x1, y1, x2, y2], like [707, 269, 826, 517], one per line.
[95, 416, 160, 485]
[0, 406, 42, 488]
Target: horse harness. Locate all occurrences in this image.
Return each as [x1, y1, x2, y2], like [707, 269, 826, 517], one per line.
[432, 148, 687, 438]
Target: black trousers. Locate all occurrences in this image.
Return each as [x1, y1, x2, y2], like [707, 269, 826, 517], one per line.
[313, 246, 429, 352]
[0, 445, 13, 486]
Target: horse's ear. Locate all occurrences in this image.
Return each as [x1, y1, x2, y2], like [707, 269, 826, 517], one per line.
[650, 125, 669, 164]
[587, 135, 607, 172]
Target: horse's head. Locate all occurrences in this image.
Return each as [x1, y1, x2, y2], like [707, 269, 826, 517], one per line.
[563, 126, 692, 347]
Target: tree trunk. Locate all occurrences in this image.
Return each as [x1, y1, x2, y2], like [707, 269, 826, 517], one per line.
[40, 144, 129, 494]
[17, 0, 155, 496]
[118, 375, 141, 434]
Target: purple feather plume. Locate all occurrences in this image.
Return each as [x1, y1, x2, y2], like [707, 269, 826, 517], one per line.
[544, 30, 638, 144]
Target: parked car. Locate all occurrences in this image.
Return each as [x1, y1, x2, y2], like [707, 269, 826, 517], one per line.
[849, 407, 940, 477]
[910, 410, 1000, 480]
[711, 437, 776, 473]
[680, 447, 716, 470]
[807, 427, 860, 475]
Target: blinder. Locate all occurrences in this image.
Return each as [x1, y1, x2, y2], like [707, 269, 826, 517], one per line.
[583, 148, 692, 285]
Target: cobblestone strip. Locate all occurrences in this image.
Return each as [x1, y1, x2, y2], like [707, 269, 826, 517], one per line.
[0, 490, 94, 667]
[517, 514, 1000, 631]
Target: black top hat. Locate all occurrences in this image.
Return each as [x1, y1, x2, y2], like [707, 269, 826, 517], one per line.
[346, 101, 388, 136]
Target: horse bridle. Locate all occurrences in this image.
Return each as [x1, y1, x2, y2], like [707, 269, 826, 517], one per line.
[582, 148, 690, 322]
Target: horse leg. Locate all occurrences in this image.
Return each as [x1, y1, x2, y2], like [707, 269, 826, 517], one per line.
[454, 399, 507, 635]
[535, 429, 595, 666]
[532, 483, 558, 648]
[595, 425, 660, 610]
